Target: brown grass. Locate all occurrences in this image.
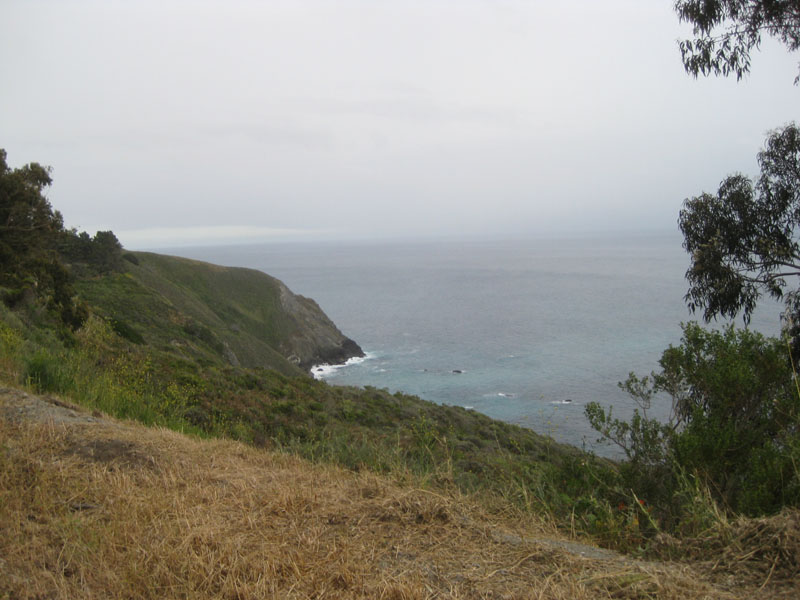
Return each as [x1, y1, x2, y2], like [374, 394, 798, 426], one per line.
[650, 510, 800, 598]
[0, 393, 791, 599]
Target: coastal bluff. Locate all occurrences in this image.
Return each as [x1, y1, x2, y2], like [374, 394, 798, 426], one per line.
[74, 251, 363, 376]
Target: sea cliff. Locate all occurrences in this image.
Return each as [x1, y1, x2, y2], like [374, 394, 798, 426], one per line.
[74, 251, 363, 376]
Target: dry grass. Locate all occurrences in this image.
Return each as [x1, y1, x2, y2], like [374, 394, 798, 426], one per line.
[0, 393, 791, 599]
[650, 510, 800, 598]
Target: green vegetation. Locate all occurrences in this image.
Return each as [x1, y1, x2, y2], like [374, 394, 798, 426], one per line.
[584, 27, 800, 542]
[72, 253, 301, 376]
[0, 149, 87, 331]
[676, 0, 800, 82]
[587, 323, 800, 531]
[59, 229, 125, 276]
[680, 124, 800, 334]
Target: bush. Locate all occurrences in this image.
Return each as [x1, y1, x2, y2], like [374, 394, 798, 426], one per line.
[23, 350, 70, 393]
[109, 318, 145, 345]
[587, 323, 800, 524]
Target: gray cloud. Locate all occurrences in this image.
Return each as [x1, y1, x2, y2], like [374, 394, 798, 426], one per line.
[1, 0, 797, 248]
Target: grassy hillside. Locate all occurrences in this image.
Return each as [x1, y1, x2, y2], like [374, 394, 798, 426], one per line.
[74, 251, 362, 374]
[4, 391, 796, 599]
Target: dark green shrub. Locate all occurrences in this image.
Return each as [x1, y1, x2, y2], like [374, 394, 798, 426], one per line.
[183, 320, 224, 354]
[587, 322, 800, 522]
[109, 318, 145, 344]
[23, 350, 70, 393]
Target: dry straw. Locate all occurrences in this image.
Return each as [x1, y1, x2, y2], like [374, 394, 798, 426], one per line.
[1, 391, 795, 599]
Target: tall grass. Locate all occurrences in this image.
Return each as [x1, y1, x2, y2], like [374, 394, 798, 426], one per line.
[4, 415, 746, 600]
[1, 314, 209, 437]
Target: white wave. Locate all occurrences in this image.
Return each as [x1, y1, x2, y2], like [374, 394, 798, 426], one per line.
[311, 364, 339, 380]
[311, 352, 375, 380]
[344, 353, 372, 367]
[549, 399, 573, 405]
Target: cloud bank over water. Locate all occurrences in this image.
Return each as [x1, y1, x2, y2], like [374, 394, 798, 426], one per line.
[2, 1, 797, 241]
[117, 226, 333, 249]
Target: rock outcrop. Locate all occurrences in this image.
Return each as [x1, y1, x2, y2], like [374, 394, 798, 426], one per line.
[276, 282, 364, 371]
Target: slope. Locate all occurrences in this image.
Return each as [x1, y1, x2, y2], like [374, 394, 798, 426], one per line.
[6, 388, 793, 600]
[73, 251, 363, 374]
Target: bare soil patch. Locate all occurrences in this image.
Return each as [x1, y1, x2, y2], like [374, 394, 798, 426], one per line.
[0, 386, 105, 425]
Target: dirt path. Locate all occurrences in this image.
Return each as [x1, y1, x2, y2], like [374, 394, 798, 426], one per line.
[0, 386, 108, 426]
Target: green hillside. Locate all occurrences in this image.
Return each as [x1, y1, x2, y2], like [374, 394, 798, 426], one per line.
[74, 251, 362, 375]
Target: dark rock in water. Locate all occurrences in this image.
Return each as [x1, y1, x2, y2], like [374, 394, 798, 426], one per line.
[317, 368, 324, 372]
[564, 398, 572, 404]
[452, 369, 463, 374]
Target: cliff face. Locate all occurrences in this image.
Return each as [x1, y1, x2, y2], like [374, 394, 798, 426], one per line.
[74, 252, 363, 375]
[276, 282, 364, 370]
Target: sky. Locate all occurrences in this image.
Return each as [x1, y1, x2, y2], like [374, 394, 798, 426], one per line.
[1, 0, 798, 249]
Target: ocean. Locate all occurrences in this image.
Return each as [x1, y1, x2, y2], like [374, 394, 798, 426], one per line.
[158, 233, 784, 457]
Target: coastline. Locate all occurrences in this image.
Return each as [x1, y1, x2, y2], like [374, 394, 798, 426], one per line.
[311, 352, 372, 380]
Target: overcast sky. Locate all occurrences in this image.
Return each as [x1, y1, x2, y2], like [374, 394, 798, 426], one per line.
[1, 1, 798, 248]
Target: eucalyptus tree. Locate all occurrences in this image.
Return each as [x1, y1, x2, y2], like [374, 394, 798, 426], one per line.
[0, 149, 86, 328]
[680, 123, 800, 341]
[676, 0, 800, 82]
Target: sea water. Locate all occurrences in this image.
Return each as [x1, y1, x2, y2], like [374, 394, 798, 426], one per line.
[160, 233, 783, 457]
